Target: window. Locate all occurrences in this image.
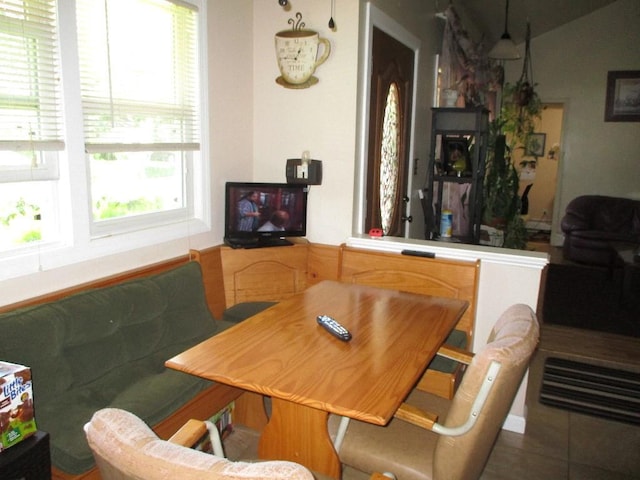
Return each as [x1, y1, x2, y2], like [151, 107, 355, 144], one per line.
[0, 0, 208, 280]
[379, 83, 400, 234]
[0, 0, 63, 249]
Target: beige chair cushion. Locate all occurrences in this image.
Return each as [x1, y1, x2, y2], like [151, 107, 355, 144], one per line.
[85, 408, 313, 480]
[330, 391, 451, 480]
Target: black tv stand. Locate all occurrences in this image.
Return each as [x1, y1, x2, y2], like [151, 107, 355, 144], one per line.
[225, 237, 293, 249]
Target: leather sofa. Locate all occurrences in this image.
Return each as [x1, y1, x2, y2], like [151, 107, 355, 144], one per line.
[561, 195, 640, 266]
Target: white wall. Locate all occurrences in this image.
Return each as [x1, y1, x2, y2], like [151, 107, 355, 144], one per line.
[251, 1, 360, 245]
[505, 0, 640, 245]
[209, 0, 255, 237]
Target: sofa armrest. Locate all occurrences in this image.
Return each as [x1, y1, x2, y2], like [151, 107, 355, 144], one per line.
[561, 195, 601, 233]
[561, 211, 590, 234]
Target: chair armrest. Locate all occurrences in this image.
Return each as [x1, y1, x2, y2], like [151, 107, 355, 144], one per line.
[168, 419, 208, 447]
[371, 473, 396, 480]
[168, 419, 226, 458]
[393, 403, 438, 430]
[397, 360, 502, 437]
[436, 344, 474, 365]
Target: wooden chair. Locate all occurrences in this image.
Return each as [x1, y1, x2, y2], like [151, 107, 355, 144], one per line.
[331, 304, 540, 480]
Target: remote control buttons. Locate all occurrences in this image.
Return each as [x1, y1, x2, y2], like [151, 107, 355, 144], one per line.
[317, 315, 352, 341]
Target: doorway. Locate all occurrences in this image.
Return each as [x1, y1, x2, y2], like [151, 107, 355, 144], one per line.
[517, 103, 564, 245]
[355, 3, 420, 238]
[363, 27, 414, 236]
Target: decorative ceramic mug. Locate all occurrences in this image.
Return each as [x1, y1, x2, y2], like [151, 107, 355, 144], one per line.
[275, 30, 330, 85]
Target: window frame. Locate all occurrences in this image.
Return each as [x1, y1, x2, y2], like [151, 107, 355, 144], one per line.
[0, 0, 210, 282]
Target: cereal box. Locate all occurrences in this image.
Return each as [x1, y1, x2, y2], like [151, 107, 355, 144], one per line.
[0, 361, 37, 451]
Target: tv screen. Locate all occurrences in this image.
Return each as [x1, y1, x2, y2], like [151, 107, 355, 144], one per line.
[224, 182, 308, 248]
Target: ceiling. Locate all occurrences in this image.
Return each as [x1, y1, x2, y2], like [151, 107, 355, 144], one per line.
[451, 0, 619, 46]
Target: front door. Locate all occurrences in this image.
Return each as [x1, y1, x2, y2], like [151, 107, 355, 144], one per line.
[364, 27, 414, 237]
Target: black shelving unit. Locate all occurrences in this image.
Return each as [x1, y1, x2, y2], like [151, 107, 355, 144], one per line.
[425, 107, 489, 243]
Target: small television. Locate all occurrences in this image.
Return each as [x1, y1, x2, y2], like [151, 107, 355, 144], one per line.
[224, 182, 308, 248]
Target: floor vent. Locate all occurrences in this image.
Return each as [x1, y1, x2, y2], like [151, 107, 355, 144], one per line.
[540, 357, 640, 425]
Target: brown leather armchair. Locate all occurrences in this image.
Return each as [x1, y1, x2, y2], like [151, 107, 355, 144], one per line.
[561, 195, 640, 267]
[330, 304, 540, 480]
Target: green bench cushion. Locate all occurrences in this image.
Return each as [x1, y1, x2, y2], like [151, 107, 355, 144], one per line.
[222, 301, 277, 323]
[0, 262, 235, 475]
[427, 329, 468, 373]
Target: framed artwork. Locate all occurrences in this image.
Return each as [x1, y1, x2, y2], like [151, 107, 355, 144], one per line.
[442, 136, 470, 176]
[604, 70, 640, 122]
[525, 133, 546, 157]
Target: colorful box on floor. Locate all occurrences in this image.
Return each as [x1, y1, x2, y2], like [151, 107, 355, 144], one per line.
[0, 361, 37, 451]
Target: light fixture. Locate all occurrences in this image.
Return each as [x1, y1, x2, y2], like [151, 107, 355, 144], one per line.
[488, 0, 520, 60]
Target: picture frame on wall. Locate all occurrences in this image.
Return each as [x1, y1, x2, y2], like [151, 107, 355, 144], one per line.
[604, 70, 640, 122]
[525, 133, 546, 157]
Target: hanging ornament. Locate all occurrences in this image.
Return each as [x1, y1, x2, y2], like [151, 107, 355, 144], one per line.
[328, 0, 336, 31]
[515, 22, 534, 107]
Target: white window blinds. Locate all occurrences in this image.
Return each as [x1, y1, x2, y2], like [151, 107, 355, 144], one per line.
[76, 0, 200, 153]
[0, 0, 64, 152]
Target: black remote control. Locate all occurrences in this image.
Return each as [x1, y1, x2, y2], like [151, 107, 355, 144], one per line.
[401, 249, 436, 258]
[317, 315, 352, 342]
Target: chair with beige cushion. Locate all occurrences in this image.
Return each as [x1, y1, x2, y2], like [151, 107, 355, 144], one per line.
[332, 304, 540, 480]
[84, 407, 313, 480]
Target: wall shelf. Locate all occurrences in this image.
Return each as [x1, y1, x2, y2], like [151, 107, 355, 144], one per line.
[425, 107, 489, 244]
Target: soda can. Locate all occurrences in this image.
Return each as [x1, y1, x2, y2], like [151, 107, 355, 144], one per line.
[440, 210, 453, 238]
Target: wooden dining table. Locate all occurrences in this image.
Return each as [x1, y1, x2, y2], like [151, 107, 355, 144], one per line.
[165, 280, 468, 478]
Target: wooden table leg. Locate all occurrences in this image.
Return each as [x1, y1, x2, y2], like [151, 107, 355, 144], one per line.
[258, 398, 341, 479]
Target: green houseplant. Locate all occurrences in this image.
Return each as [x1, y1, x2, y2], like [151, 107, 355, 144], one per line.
[482, 21, 541, 250]
[482, 80, 541, 249]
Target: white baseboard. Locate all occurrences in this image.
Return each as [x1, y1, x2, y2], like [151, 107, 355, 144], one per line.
[502, 414, 526, 434]
[526, 220, 551, 231]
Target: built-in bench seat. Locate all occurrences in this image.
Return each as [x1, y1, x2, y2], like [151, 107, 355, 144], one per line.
[0, 242, 480, 479]
[0, 260, 242, 480]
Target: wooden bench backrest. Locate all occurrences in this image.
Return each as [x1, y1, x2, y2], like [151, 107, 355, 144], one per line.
[338, 246, 479, 343]
[218, 244, 309, 308]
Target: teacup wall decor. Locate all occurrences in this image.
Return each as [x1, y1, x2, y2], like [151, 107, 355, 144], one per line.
[275, 12, 330, 89]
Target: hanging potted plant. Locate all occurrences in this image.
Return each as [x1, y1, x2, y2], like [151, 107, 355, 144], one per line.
[501, 22, 542, 152]
[482, 22, 540, 249]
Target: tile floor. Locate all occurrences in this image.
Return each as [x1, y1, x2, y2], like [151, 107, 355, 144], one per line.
[481, 324, 640, 480]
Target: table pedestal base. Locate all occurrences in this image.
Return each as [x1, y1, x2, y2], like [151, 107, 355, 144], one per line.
[258, 398, 341, 479]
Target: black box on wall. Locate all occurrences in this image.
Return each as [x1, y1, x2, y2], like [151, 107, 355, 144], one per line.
[286, 158, 322, 185]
